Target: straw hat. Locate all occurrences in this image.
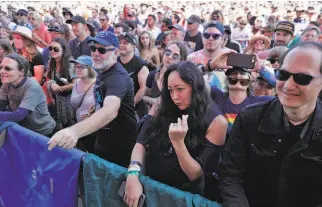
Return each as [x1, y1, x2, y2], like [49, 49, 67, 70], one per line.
[10, 26, 37, 43]
[249, 35, 271, 49]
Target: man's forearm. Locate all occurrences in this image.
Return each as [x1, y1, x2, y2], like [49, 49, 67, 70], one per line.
[71, 106, 118, 138]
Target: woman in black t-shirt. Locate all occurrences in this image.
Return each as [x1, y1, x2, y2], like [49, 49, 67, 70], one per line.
[123, 61, 228, 205]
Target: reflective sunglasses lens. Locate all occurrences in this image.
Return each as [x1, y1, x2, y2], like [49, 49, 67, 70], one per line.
[228, 78, 238, 85]
[274, 70, 290, 81]
[239, 79, 250, 86]
[203, 33, 211, 39]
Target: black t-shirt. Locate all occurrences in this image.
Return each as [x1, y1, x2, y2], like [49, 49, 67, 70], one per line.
[319, 90, 322, 100]
[276, 120, 307, 159]
[29, 53, 45, 76]
[137, 103, 222, 194]
[117, 55, 147, 95]
[68, 36, 91, 59]
[226, 40, 241, 53]
[146, 70, 160, 98]
[93, 62, 137, 149]
[184, 32, 204, 52]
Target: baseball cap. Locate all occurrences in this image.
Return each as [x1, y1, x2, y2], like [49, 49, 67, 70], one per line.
[48, 25, 65, 34]
[16, 9, 28, 16]
[258, 66, 276, 87]
[187, 15, 201, 24]
[118, 32, 137, 45]
[224, 25, 232, 35]
[87, 31, 120, 48]
[225, 67, 251, 76]
[168, 24, 185, 32]
[66, 15, 86, 24]
[70, 55, 93, 67]
[203, 21, 225, 35]
[274, 21, 295, 35]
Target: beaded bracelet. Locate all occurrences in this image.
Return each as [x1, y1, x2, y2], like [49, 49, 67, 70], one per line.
[126, 170, 140, 177]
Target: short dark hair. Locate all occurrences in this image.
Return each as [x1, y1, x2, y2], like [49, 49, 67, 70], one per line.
[279, 41, 322, 74]
[114, 23, 129, 32]
[100, 8, 108, 15]
[5, 53, 30, 77]
[148, 14, 156, 21]
[123, 20, 137, 31]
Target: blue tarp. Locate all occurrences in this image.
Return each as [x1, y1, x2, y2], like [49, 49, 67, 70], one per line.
[0, 122, 85, 207]
[83, 153, 222, 207]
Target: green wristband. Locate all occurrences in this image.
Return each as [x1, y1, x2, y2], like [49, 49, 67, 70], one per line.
[126, 170, 140, 177]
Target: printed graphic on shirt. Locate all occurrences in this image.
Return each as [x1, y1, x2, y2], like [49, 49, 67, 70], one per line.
[225, 113, 238, 133]
[94, 81, 103, 110]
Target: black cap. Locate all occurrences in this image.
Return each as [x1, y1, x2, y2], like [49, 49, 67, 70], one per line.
[48, 25, 65, 34]
[225, 67, 251, 76]
[118, 32, 137, 45]
[63, 10, 73, 17]
[66, 15, 86, 24]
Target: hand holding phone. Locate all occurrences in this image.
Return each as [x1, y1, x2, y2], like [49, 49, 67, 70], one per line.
[227, 53, 256, 69]
[119, 180, 146, 207]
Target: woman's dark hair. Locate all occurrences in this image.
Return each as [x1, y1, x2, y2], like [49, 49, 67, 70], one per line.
[279, 41, 322, 74]
[149, 61, 210, 151]
[48, 37, 72, 79]
[210, 10, 224, 22]
[173, 14, 180, 24]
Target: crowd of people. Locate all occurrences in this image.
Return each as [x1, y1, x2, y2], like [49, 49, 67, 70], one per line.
[1, 1, 322, 207]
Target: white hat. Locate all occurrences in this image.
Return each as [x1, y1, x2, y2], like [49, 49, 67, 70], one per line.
[10, 26, 36, 43]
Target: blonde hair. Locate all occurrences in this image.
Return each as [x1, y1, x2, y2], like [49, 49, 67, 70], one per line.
[16, 35, 38, 62]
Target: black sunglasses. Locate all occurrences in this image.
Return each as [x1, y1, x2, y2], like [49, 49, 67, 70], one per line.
[17, 13, 26, 17]
[49, 46, 60, 52]
[268, 58, 279, 64]
[0, 66, 16, 72]
[227, 78, 250, 86]
[164, 49, 180, 60]
[99, 19, 106, 22]
[203, 33, 222, 40]
[274, 69, 322, 86]
[90, 45, 115, 54]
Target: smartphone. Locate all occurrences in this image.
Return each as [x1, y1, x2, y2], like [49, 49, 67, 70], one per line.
[227, 53, 256, 69]
[118, 181, 146, 207]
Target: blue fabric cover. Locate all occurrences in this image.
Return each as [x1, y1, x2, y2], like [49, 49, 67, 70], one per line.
[83, 153, 222, 207]
[0, 122, 85, 207]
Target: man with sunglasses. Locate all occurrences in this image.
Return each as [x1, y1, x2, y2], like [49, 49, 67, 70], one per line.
[117, 32, 149, 119]
[15, 9, 29, 27]
[187, 21, 228, 90]
[66, 15, 91, 59]
[48, 31, 137, 168]
[220, 41, 322, 207]
[98, 14, 114, 33]
[184, 15, 203, 52]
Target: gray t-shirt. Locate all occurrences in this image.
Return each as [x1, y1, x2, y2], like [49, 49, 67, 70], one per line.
[0, 78, 56, 135]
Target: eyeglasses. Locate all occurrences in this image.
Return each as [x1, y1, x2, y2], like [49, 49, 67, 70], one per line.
[49, 46, 60, 52]
[17, 14, 26, 17]
[227, 77, 250, 86]
[164, 49, 180, 60]
[90, 45, 116, 54]
[268, 58, 279, 64]
[75, 65, 88, 70]
[48, 26, 60, 30]
[0, 66, 16, 72]
[256, 78, 274, 89]
[274, 69, 322, 86]
[99, 19, 106, 22]
[202, 33, 222, 40]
